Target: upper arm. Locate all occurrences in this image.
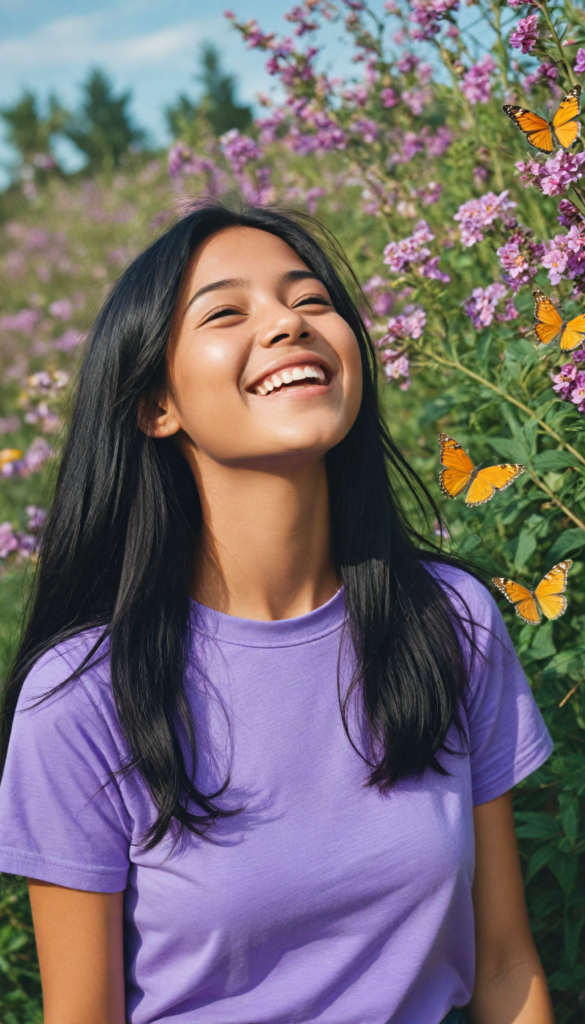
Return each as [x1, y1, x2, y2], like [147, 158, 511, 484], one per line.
[472, 792, 538, 973]
[28, 878, 126, 1024]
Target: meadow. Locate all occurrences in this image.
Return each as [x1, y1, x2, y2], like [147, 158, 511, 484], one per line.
[0, 0, 584, 1019]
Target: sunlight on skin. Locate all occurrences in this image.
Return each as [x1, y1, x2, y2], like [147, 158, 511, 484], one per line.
[142, 226, 363, 621]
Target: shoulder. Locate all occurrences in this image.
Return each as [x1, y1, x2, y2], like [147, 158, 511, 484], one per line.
[424, 560, 501, 629]
[16, 628, 115, 730]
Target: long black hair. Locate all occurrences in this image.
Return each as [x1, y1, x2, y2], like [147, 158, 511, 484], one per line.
[0, 199, 475, 849]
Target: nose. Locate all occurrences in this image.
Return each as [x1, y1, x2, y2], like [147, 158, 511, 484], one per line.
[257, 304, 315, 348]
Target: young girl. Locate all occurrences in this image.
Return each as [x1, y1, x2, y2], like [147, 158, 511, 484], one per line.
[0, 203, 554, 1024]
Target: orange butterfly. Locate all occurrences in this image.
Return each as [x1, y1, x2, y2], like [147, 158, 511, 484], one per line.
[533, 289, 585, 350]
[493, 561, 572, 625]
[503, 85, 581, 153]
[438, 434, 525, 506]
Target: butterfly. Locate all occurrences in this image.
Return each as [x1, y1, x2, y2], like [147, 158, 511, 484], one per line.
[438, 434, 525, 506]
[492, 561, 572, 625]
[502, 85, 581, 153]
[533, 289, 585, 350]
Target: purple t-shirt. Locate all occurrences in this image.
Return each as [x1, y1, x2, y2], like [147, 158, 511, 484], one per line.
[0, 568, 552, 1024]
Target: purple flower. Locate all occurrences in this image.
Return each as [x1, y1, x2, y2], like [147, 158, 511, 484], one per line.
[26, 506, 47, 532]
[0, 308, 40, 333]
[497, 234, 542, 290]
[557, 199, 583, 228]
[462, 55, 496, 104]
[541, 247, 569, 285]
[380, 87, 398, 108]
[382, 305, 427, 341]
[574, 49, 585, 76]
[463, 283, 517, 329]
[351, 118, 379, 143]
[408, 0, 459, 42]
[570, 371, 585, 406]
[48, 298, 73, 321]
[424, 126, 452, 157]
[383, 221, 449, 281]
[255, 108, 287, 143]
[0, 523, 18, 559]
[363, 275, 393, 317]
[510, 14, 539, 54]
[220, 130, 262, 173]
[454, 191, 516, 247]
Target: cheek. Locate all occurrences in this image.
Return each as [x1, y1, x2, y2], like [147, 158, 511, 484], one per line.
[339, 327, 364, 423]
[170, 337, 242, 422]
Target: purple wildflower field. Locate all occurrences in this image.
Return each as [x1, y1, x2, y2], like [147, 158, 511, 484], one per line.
[1, 0, 585, 1017]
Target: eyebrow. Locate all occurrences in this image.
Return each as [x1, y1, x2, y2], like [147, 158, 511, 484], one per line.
[185, 269, 326, 312]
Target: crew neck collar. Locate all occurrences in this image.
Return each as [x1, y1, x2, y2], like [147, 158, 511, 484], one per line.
[189, 587, 345, 648]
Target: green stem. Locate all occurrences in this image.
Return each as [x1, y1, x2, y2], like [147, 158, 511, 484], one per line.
[527, 470, 585, 531]
[537, 1, 577, 86]
[417, 347, 585, 466]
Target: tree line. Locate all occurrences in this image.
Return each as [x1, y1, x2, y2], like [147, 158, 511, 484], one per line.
[0, 44, 252, 183]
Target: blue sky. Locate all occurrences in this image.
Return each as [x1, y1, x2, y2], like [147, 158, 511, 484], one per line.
[0, 0, 365, 183]
[0, 0, 494, 185]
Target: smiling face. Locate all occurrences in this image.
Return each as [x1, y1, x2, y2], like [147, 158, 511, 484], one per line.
[147, 226, 363, 471]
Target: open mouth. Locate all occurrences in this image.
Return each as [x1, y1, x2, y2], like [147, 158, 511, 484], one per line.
[251, 363, 330, 396]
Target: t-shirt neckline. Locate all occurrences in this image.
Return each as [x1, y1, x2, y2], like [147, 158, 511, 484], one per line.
[189, 587, 345, 648]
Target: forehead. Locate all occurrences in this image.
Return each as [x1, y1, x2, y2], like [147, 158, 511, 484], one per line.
[186, 226, 310, 288]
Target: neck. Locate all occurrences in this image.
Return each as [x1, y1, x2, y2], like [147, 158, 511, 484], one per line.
[191, 455, 338, 621]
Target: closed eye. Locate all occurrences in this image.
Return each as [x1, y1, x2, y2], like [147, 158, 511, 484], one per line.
[202, 306, 244, 323]
[293, 295, 332, 308]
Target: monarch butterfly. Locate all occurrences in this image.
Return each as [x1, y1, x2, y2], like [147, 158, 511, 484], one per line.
[503, 85, 581, 153]
[533, 289, 585, 350]
[438, 434, 525, 506]
[492, 561, 572, 625]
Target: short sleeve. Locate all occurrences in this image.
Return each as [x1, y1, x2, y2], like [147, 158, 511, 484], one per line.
[0, 643, 131, 892]
[453, 572, 553, 805]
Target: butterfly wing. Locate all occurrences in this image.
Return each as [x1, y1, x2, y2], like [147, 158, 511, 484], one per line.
[466, 464, 525, 506]
[438, 434, 474, 499]
[503, 105, 554, 153]
[534, 560, 572, 620]
[560, 312, 585, 351]
[552, 86, 581, 149]
[533, 289, 563, 346]
[492, 577, 541, 624]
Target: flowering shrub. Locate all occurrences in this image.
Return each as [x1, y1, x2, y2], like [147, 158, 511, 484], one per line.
[2, 0, 585, 1016]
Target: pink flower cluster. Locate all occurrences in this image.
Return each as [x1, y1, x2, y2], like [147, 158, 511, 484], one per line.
[462, 55, 496, 105]
[0, 309, 41, 334]
[510, 13, 539, 53]
[383, 220, 450, 282]
[574, 49, 585, 76]
[454, 191, 516, 247]
[0, 506, 46, 562]
[463, 283, 519, 329]
[363, 275, 393, 318]
[382, 305, 427, 341]
[551, 349, 585, 412]
[220, 129, 263, 172]
[541, 225, 585, 287]
[497, 230, 544, 292]
[407, 0, 459, 42]
[0, 438, 52, 478]
[516, 151, 585, 197]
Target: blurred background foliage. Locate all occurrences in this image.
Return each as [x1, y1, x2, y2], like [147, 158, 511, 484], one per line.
[1, 1, 585, 1019]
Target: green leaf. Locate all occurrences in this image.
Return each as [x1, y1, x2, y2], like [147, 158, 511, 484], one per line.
[484, 436, 529, 464]
[559, 796, 580, 845]
[529, 619, 557, 660]
[514, 527, 537, 571]
[547, 528, 585, 563]
[514, 812, 561, 840]
[525, 842, 558, 882]
[549, 851, 578, 895]
[533, 450, 577, 472]
[564, 914, 585, 968]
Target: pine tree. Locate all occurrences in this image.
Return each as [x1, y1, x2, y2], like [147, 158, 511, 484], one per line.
[64, 69, 146, 171]
[0, 90, 67, 166]
[166, 43, 252, 139]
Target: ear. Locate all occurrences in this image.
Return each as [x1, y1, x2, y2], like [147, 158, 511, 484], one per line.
[137, 392, 181, 439]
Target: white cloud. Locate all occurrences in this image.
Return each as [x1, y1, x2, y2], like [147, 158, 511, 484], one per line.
[0, 12, 217, 76]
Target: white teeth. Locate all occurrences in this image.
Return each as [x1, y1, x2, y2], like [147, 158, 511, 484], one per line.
[254, 364, 327, 395]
